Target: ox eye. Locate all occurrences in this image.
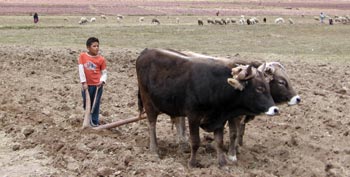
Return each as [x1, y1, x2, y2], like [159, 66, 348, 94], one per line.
[256, 86, 265, 93]
[278, 80, 286, 86]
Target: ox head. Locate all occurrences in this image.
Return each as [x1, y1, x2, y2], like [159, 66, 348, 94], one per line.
[227, 65, 279, 116]
[258, 62, 301, 105]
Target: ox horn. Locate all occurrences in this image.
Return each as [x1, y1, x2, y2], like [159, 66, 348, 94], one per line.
[258, 62, 274, 82]
[242, 65, 257, 80]
[258, 62, 266, 72]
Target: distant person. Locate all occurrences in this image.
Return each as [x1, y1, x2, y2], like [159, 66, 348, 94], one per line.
[320, 12, 325, 23]
[263, 17, 267, 23]
[216, 11, 220, 16]
[78, 37, 107, 127]
[33, 12, 39, 23]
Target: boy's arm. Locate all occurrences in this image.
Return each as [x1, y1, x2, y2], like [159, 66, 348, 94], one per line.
[79, 64, 87, 83]
[100, 57, 107, 84]
[100, 69, 107, 84]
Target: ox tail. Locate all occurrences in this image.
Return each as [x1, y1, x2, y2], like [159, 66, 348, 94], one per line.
[137, 87, 144, 118]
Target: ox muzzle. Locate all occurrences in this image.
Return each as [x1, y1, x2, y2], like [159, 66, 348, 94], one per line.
[288, 95, 301, 106]
[265, 106, 279, 116]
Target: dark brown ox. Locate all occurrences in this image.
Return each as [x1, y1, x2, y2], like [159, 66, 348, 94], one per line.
[174, 51, 300, 162]
[136, 48, 278, 167]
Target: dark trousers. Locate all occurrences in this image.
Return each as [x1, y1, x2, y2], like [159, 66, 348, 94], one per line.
[82, 85, 103, 125]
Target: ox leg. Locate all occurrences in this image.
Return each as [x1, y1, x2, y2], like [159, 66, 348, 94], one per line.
[238, 117, 246, 146]
[172, 116, 188, 143]
[228, 116, 243, 162]
[214, 127, 228, 166]
[147, 111, 159, 154]
[187, 117, 201, 168]
[239, 115, 255, 146]
[172, 116, 189, 151]
[148, 117, 158, 154]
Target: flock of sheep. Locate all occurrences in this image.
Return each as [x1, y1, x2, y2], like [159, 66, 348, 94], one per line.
[76, 14, 350, 26]
[78, 14, 123, 24]
[201, 16, 291, 25]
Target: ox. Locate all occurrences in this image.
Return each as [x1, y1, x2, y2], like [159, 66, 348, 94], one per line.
[136, 48, 278, 167]
[227, 61, 300, 161]
[173, 51, 301, 162]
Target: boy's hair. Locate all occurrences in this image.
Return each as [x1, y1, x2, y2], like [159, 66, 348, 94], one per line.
[86, 37, 99, 47]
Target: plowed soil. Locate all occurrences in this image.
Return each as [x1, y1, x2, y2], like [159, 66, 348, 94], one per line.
[0, 1, 350, 177]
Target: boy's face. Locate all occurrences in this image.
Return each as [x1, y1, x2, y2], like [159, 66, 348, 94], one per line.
[87, 42, 99, 56]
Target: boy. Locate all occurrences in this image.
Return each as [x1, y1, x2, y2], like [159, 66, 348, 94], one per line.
[78, 37, 107, 127]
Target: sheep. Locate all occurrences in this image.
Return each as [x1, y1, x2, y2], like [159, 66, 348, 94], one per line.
[345, 16, 350, 23]
[116, 14, 124, 19]
[275, 17, 285, 24]
[334, 16, 348, 23]
[288, 18, 294, 24]
[214, 18, 223, 25]
[239, 18, 245, 25]
[252, 17, 259, 23]
[139, 17, 144, 22]
[221, 18, 227, 25]
[198, 18, 204, 26]
[79, 17, 88, 24]
[101, 15, 107, 19]
[247, 17, 259, 25]
[225, 18, 231, 24]
[90, 17, 96, 23]
[239, 15, 246, 25]
[207, 18, 214, 24]
[230, 19, 236, 24]
[246, 18, 251, 25]
[152, 18, 160, 25]
[314, 16, 320, 21]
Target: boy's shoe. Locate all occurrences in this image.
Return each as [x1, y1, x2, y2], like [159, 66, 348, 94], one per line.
[90, 119, 99, 127]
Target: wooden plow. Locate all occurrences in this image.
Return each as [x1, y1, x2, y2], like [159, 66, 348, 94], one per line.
[82, 88, 147, 130]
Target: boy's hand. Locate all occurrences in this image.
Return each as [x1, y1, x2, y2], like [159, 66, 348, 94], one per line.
[82, 82, 88, 90]
[97, 81, 105, 87]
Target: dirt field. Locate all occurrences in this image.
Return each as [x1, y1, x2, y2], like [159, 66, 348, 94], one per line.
[0, 1, 350, 177]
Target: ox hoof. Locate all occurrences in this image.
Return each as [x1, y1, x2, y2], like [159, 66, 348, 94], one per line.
[188, 161, 203, 168]
[228, 155, 237, 162]
[179, 143, 191, 153]
[218, 158, 228, 167]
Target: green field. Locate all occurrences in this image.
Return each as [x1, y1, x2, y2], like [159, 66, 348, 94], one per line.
[0, 15, 349, 62]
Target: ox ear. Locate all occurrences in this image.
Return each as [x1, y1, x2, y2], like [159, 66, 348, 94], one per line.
[227, 78, 244, 91]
